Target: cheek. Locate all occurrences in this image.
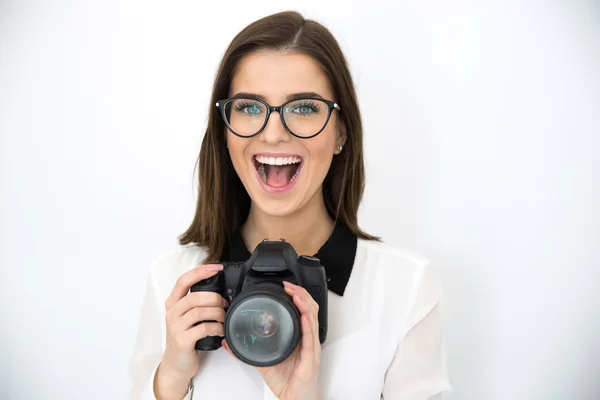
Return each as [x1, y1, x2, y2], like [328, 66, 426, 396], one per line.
[226, 135, 249, 169]
[306, 134, 336, 179]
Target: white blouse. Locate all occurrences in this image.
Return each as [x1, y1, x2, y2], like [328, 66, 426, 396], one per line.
[128, 238, 451, 399]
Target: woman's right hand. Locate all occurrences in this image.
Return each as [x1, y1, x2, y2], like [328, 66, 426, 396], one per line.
[154, 263, 228, 400]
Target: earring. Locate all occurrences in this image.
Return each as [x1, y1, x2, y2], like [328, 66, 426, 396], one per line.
[337, 145, 343, 151]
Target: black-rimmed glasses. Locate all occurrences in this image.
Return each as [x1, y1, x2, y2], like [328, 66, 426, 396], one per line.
[215, 97, 341, 139]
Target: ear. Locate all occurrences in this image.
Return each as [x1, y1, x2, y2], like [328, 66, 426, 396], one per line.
[334, 120, 347, 155]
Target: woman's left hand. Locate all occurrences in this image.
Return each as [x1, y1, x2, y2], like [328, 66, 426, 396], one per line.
[222, 281, 322, 400]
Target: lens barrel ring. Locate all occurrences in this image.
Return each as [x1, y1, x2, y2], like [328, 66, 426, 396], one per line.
[224, 283, 301, 367]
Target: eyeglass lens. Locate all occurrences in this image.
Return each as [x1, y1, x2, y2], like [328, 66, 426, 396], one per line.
[223, 98, 330, 137]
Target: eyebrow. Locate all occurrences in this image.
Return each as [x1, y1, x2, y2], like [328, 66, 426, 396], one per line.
[231, 92, 325, 102]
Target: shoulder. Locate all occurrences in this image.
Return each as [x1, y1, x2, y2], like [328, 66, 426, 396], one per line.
[356, 238, 432, 281]
[354, 238, 443, 309]
[147, 244, 208, 301]
[357, 238, 431, 267]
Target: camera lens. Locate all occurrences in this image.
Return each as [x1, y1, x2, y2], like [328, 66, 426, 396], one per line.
[251, 310, 279, 338]
[225, 284, 300, 366]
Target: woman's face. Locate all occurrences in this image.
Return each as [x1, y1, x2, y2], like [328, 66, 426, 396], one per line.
[226, 50, 344, 217]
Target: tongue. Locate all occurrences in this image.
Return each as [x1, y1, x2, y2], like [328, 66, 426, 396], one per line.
[265, 164, 295, 187]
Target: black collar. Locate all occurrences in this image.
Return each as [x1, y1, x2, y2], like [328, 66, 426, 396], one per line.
[224, 223, 358, 296]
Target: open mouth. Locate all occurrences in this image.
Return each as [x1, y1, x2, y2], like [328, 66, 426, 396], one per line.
[253, 154, 303, 189]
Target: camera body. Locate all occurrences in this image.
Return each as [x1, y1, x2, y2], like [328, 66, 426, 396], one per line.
[190, 238, 328, 366]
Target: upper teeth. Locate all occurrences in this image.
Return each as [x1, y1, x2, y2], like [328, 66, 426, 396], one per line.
[255, 155, 302, 165]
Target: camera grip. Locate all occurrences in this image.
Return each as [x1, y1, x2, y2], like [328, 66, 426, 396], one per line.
[195, 334, 222, 351]
[190, 273, 226, 351]
[297, 256, 328, 343]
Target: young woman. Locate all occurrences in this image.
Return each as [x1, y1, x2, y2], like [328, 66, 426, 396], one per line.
[129, 11, 450, 400]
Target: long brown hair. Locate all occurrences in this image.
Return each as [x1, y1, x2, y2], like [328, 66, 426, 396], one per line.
[179, 10, 379, 262]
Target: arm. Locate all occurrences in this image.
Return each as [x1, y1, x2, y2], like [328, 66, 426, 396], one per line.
[128, 271, 193, 400]
[382, 263, 451, 400]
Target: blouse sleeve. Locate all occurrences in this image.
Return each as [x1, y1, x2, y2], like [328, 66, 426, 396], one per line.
[381, 263, 451, 400]
[128, 269, 194, 400]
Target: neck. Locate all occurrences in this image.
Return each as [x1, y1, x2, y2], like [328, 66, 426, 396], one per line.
[241, 190, 335, 257]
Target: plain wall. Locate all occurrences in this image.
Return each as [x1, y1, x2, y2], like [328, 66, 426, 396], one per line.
[1, 0, 599, 399]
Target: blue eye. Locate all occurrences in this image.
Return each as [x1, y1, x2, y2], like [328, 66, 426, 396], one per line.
[296, 106, 312, 115]
[234, 102, 263, 115]
[286, 101, 321, 116]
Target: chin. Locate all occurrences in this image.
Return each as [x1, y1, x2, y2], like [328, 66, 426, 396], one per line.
[250, 194, 305, 218]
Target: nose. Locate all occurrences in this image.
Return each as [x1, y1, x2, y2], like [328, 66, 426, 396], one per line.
[259, 108, 291, 145]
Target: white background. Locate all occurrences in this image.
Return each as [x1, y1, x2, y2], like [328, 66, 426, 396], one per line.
[1, 0, 599, 399]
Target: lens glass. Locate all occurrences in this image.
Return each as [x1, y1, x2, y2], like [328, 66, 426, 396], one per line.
[224, 98, 267, 137]
[226, 294, 298, 365]
[282, 98, 329, 137]
[251, 310, 279, 338]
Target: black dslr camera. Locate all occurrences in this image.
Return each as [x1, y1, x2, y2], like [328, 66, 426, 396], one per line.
[190, 239, 328, 367]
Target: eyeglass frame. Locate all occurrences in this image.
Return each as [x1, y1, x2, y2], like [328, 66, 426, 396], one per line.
[215, 96, 341, 139]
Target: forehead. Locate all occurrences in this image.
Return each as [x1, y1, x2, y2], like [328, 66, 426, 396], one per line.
[229, 50, 334, 103]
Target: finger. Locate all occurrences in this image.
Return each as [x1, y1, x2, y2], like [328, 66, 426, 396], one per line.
[285, 282, 318, 317]
[284, 281, 321, 357]
[292, 289, 321, 364]
[183, 321, 224, 347]
[298, 313, 315, 365]
[169, 291, 227, 320]
[311, 306, 321, 360]
[165, 264, 223, 310]
[284, 281, 316, 307]
[177, 306, 226, 331]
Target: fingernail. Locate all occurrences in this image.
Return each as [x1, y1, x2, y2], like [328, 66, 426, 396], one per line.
[206, 264, 223, 272]
[222, 298, 229, 308]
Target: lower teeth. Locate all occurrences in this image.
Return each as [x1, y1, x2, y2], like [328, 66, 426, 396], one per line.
[258, 164, 267, 182]
[289, 167, 299, 182]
